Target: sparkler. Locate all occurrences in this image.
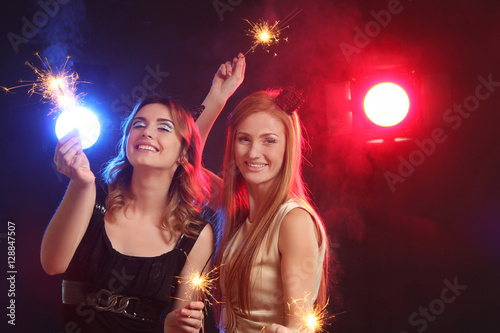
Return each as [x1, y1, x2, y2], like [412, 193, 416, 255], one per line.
[184, 270, 215, 302]
[288, 297, 346, 333]
[1, 53, 101, 149]
[298, 304, 328, 332]
[1, 53, 85, 115]
[177, 261, 220, 333]
[243, 8, 302, 56]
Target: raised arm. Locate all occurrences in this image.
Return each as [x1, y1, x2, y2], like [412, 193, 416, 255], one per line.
[197, 54, 245, 209]
[40, 129, 96, 275]
[164, 224, 214, 332]
[197, 53, 245, 149]
[267, 208, 325, 333]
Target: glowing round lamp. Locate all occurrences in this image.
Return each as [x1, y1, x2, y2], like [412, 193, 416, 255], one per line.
[363, 82, 410, 127]
[55, 106, 101, 149]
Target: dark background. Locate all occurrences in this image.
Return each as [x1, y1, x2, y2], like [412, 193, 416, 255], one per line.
[1, 0, 500, 332]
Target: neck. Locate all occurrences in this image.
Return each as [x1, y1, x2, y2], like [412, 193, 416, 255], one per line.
[245, 181, 273, 223]
[127, 167, 173, 218]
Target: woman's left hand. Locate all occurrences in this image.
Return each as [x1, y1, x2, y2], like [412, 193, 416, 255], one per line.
[164, 302, 204, 333]
[211, 53, 246, 101]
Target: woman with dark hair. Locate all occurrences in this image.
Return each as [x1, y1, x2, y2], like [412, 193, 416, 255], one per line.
[40, 54, 245, 333]
[197, 88, 329, 333]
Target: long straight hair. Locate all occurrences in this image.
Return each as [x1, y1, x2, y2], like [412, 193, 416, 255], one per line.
[214, 90, 329, 328]
[102, 94, 210, 238]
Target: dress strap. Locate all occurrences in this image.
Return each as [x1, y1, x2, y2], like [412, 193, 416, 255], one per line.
[174, 222, 207, 254]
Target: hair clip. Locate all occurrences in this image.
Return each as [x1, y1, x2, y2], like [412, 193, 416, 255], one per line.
[274, 86, 305, 115]
[189, 105, 205, 121]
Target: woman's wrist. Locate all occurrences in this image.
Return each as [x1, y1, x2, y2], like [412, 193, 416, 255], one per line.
[69, 178, 96, 191]
[204, 87, 230, 109]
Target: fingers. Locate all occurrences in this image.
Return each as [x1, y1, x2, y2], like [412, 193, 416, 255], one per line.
[175, 306, 204, 332]
[55, 128, 80, 153]
[233, 53, 246, 81]
[54, 137, 82, 172]
[54, 129, 89, 179]
[219, 60, 233, 77]
[219, 53, 245, 78]
[186, 301, 204, 311]
[265, 324, 294, 333]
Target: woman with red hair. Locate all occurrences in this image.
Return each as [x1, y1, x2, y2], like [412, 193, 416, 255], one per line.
[198, 85, 329, 332]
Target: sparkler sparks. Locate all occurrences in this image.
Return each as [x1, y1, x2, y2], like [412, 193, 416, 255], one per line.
[177, 266, 220, 333]
[287, 296, 346, 333]
[298, 304, 328, 332]
[243, 8, 302, 56]
[184, 270, 215, 302]
[244, 19, 282, 56]
[1, 53, 86, 115]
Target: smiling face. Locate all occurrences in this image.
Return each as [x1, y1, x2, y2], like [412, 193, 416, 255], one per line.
[234, 111, 286, 194]
[126, 103, 183, 176]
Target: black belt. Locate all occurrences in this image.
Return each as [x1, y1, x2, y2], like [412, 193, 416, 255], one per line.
[62, 280, 166, 323]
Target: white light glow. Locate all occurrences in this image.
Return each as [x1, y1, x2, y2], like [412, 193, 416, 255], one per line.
[55, 106, 100, 149]
[363, 82, 410, 127]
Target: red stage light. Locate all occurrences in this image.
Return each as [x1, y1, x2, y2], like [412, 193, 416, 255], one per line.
[348, 70, 419, 142]
[363, 82, 410, 127]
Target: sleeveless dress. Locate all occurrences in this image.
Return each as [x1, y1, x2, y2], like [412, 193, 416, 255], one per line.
[61, 186, 210, 333]
[220, 200, 326, 332]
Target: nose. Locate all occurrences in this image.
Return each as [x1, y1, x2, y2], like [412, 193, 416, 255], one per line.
[248, 142, 260, 159]
[142, 125, 154, 138]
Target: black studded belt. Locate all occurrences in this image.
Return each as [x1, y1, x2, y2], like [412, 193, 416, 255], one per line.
[62, 280, 166, 323]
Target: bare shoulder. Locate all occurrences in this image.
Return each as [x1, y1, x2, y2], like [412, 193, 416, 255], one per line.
[198, 223, 214, 243]
[281, 207, 316, 232]
[191, 223, 214, 254]
[279, 208, 319, 251]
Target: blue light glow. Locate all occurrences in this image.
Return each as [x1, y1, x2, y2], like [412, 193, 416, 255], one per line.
[55, 106, 100, 149]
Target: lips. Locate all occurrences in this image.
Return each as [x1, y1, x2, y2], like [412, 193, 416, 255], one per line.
[245, 161, 267, 169]
[137, 144, 159, 152]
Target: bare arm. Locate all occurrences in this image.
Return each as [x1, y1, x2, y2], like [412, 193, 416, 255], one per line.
[267, 208, 324, 333]
[40, 129, 96, 275]
[164, 224, 214, 332]
[197, 53, 246, 149]
[197, 54, 245, 208]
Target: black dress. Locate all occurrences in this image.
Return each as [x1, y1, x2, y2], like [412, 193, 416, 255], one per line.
[61, 192, 209, 333]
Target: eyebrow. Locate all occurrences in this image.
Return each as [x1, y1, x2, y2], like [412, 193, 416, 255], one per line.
[133, 116, 174, 124]
[237, 130, 279, 137]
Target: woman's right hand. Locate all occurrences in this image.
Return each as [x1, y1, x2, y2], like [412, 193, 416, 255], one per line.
[164, 301, 204, 333]
[54, 129, 94, 185]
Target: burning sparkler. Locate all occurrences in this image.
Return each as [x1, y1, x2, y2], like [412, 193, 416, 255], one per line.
[287, 296, 346, 333]
[1, 53, 101, 149]
[243, 8, 302, 56]
[184, 270, 215, 302]
[176, 259, 221, 333]
[1, 53, 85, 115]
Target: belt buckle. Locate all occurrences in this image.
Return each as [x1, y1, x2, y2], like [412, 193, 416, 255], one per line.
[92, 289, 140, 319]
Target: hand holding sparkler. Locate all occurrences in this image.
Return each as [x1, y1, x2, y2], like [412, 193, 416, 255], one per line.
[264, 297, 345, 333]
[263, 307, 325, 333]
[198, 54, 246, 146]
[211, 53, 246, 101]
[164, 302, 204, 333]
[174, 260, 219, 333]
[54, 129, 95, 186]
